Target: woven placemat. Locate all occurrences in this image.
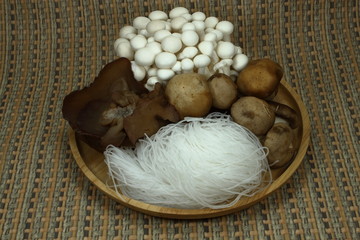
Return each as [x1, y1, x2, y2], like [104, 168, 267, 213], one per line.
[1, 0, 359, 239]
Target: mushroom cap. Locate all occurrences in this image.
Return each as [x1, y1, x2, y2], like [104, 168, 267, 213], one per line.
[216, 41, 235, 59]
[236, 58, 284, 99]
[165, 73, 212, 118]
[161, 35, 182, 53]
[148, 10, 168, 21]
[146, 20, 166, 34]
[119, 25, 137, 38]
[133, 16, 151, 30]
[215, 21, 234, 35]
[153, 29, 172, 42]
[263, 122, 296, 168]
[192, 11, 206, 21]
[130, 35, 147, 51]
[181, 30, 199, 46]
[231, 96, 275, 136]
[169, 7, 189, 19]
[155, 52, 177, 68]
[198, 41, 214, 56]
[208, 73, 238, 109]
[193, 54, 211, 68]
[171, 17, 188, 32]
[232, 53, 249, 71]
[204, 16, 219, 28]
[134, 47, 156, 66]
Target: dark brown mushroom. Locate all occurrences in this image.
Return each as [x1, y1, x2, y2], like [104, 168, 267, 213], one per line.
[62, 58, 148, 152]
[267, 101, 299, 129]
[263, 122, 296, 168]
[124, 83, 181, 145]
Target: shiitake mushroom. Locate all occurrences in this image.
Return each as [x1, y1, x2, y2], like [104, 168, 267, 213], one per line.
[208, 73, 238, 110]
[165, 73, 212, 119]
[230, 96, 275, 136]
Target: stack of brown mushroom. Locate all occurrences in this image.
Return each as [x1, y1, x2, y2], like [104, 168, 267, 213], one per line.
[164, 58, 299, 168]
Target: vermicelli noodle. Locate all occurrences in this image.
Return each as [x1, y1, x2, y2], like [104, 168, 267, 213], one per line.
[104, 112, 271, 209]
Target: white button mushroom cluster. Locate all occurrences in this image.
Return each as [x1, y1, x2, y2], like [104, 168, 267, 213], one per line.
[114, 7, 249, 91]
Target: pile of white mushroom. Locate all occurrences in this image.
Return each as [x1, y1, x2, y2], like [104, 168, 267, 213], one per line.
[114, 7, 249, 91]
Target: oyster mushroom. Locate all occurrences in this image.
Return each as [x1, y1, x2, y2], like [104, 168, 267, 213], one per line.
[123, 83, 180, 145]
[62, 58, 147, 152]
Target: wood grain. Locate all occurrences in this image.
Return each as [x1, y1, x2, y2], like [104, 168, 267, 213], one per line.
[68, 80, 310, 219]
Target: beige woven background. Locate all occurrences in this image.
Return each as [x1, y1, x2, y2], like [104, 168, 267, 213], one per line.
[1, 0, 359, 239]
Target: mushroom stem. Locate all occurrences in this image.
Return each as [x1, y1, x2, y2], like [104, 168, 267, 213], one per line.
[267, 101, 299, 129]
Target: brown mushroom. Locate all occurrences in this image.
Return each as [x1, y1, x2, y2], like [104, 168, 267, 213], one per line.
[231, 96, 275, 136]
[263, 122, 296, 168]
[267, 101, 299, 129]
[124, 83, 180, 145]
[165, 73, 212, 119]
[62, 58, 148, 152]
[236, 58, 283, 99]
[208, 73, 238, 110]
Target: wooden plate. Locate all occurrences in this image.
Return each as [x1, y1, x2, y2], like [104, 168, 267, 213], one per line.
[68, 80, 310, 219]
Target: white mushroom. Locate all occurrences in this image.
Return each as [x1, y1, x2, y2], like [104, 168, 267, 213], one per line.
[193, 54, 212, 77]
[138, 29, 150, 37]
[157, 69, 175, 81]
[181, 22, 196, 32]
[131, 61, 147, 81]
[169, 7, 189, 19]
[155, 52, 177, 68]
[134, 47, 156, 66]
[145, 41, 162, 55]
[115, 41, 134, 60]
[133, 16, 151, 30]
[232, 53, 249, 71]
[213, 59, 233, 76]
[153, 29, 171, 42]
[171, 17, 188, 32]
[181, 58, 194, 73]
[203, 32, 217, 42]
[181, 30, 199, 47]
[161, 35, 182, 53]
[192, 11, 206, 21]
[114, 38, 129, 50]
[235, 46, 242, 54]
[181, 13, 192, 22]
[171, 61, 182, 73]
[147, 67, 158, 77]
[198, 41, 219, 63]
[215, 20, 234, 41]
[124, 33, 137, 40]
[148, 10, 168, 21]
[130, 35, 147, 51]
[147, 36, 155, 43]
[146, 20, 167, 35]
[172, 32, 182, 39]
[119, 25, 136, 38]
[210, 29, 224, 41]
[204, 16, 219, 29]
[177, 46, 198, 60]
[145, 76, 162, 91]
[216, 41, 236, 59]
[192, 20, 206, 40]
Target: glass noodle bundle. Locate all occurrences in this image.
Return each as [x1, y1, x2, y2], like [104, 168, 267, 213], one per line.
[104, 113, 271, 209]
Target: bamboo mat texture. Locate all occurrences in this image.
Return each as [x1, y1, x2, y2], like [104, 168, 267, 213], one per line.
[1, 0, 360, 239]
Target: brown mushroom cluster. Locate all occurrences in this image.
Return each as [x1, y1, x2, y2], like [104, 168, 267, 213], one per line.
[162, 58, 300, 168]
